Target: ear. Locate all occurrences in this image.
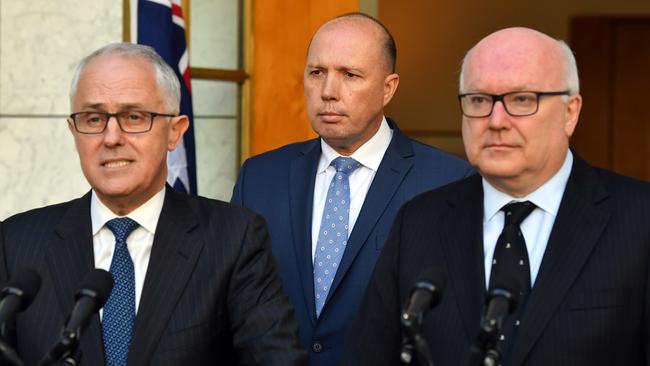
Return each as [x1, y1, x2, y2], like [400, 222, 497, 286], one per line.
[564, 94, 582, 137]
[382, 73, 400, 107]
[167, 115, 190, 150]
[67, 118, 76, 134]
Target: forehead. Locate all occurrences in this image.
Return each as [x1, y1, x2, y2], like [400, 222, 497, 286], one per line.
[307, 19, 384, 69]
[463, 31, 565, 93]
[74, 54, 162, 107]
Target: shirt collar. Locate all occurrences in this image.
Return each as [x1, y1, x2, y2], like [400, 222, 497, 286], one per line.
[483, 150, 573, 222]
[90, 186, 166, 235]
[318, 116, 393, 173]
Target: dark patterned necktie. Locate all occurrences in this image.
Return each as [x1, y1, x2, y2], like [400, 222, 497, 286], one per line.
[103, 217, 139, 366]
[488, 201, 536, 354]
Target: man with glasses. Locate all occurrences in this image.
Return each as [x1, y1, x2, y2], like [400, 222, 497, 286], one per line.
[342, 27, 650, 365]
[0, 43, 307, 365]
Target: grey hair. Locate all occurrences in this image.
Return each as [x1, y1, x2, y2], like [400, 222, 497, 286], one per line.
[69, 43, 181, 113]
[458, 39, 580, 96]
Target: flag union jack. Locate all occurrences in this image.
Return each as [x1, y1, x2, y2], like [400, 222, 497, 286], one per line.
[130, 0, 197, 194]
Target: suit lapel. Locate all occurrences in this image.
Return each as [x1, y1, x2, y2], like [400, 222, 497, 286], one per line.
[50, 192, 106, 365]
[128, 186, 203, 365]
[288, 139, 321, 324]
[438, 175, 485, 340]
[328, 125, 414, 303]
[509, 156, 610, 365]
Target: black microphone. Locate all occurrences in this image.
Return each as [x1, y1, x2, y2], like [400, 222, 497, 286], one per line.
[465, 285, 520, 366]
[0, 268, 41, 366]
[401, 267, 446, 329]
[64, 269, 113, 339]
[40, 269, 113, 366]
[0, 268, 42, 326]
[400, 268, 446, 366]
[481, 287, 519, 335]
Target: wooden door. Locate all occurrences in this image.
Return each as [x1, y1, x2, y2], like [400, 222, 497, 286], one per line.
[570, 17, 650, 181]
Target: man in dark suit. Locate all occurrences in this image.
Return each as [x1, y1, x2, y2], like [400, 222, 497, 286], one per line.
[0, 43, 307, 365]
[342, 27, 650, 366]
[231, 13, 472, 366]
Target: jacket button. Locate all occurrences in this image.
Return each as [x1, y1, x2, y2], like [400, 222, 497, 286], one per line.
[312, 342, 323, 353]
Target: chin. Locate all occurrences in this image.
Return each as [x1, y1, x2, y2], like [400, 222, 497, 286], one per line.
[92, 179, 137, 198]
[477, 162, 521, 180]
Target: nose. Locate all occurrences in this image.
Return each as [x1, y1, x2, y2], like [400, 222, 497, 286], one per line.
[102, 116, 124, 146]
[487, 100, 511, 129]
[321, 74, 339, 101]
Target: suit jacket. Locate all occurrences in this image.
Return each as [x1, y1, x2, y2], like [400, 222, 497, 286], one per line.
[0, 186, 307, 366]
[231, 119, 473, 366]
[342, 154, 650, 366]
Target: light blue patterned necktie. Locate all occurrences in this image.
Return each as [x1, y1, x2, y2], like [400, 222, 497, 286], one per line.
[103, 217, 139, 366]
[313, 157, 361, 317]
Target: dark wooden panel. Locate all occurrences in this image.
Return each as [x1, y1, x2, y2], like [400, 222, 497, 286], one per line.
[569, 17, 614, 169]
[611, 21, 650, 179]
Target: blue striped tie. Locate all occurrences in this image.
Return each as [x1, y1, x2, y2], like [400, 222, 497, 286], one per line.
[103, 217, 139, 366]
[313, 157, 361, 317]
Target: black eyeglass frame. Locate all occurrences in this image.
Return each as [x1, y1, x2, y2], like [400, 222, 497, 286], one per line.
[68, 111, 178, 134]
[458, 90, 571, 118]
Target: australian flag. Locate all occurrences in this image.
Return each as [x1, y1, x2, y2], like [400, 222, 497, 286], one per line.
[130, 0, 197, 194]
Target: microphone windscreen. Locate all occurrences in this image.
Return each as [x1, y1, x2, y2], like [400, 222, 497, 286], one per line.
[3, 268, 42, 310]
[488, 275, 522, 309]
[417, 266, 447, 295]
[75, 269, 113, 307]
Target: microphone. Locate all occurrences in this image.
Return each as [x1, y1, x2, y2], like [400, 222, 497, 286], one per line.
[400, 268, 446, 366]
[401, 267, 446, 329]
[64, 269, 113, 339]
[40, 269, 113, 366]
[481, 287, 519, 335]
[0, 268, 41, 366]
[465, 285, 520, 366]
[0, 268, 42, 327]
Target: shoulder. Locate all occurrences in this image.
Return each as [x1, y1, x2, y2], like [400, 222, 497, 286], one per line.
[241, 138, 319, 168]
[387, 122, 473, 174]
[400, 174, 479, 217]
[171, 193, 267, 231]
[409, 138, 470, 167]
[592, 167, 650, 204]
[3, 198, 80, 232]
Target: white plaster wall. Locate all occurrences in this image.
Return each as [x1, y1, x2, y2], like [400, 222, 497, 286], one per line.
[0, 0, 241, 220]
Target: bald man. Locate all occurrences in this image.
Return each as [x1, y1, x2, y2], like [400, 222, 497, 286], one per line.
[232, 13, 471, 366]
[342, 27, 650, 366]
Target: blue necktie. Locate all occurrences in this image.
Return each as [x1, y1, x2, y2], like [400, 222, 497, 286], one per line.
[313, 157, 361, 317]
[103, 217, 139, 366]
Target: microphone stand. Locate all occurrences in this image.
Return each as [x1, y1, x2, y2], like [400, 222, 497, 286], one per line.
[464, 306, 504, 366]
[0, 339, 23, 366]
[39, 329, 82, 366]
[400, 311, 435, 366]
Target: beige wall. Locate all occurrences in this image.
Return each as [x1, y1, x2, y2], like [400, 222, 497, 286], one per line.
[379, 0, 650, 157]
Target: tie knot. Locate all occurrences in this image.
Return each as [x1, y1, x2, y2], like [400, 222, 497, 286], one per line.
[105, 217, 139, 243]
[331, 157, 361, 175]
[502, 201, 536, 226]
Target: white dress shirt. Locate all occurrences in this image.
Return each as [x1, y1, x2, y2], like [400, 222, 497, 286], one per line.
[90, 187, 165, 314]
[311, 117, 393, 260]
[483, 150, 573, 288]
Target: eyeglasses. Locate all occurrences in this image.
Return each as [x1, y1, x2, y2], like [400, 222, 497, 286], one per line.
[458, 91, 570, 118]
[69, 111, 177, 134]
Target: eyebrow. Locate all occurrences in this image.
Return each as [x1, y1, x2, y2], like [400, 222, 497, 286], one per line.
[79, 103, 145, 111]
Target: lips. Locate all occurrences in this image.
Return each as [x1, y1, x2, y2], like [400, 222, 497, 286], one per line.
[102, 159, 133, 168]
[318, 111, 346, 122]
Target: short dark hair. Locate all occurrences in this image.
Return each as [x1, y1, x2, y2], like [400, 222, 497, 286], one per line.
[323, 12, 398, 73]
